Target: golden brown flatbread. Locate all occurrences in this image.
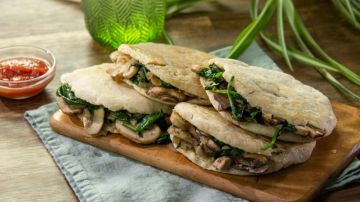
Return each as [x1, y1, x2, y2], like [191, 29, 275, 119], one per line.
[200, 58, 336, 142]
[170, 103, 316, 175]
[61, 63, 171, 114]
[111, 43, 214, 105]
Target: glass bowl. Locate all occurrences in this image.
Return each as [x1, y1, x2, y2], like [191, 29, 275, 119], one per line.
[0, 45, 56, 99]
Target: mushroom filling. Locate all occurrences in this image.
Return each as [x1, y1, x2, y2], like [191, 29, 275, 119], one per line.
[169, 112, 271, 174]
[109, 54, 196, 103]
[56, 84, 170, 144]
[194, 64, 325, 144]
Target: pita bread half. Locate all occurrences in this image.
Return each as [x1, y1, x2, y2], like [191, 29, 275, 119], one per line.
[116, 43, 214, 99]
[60, 63, 171, 114]
[202, 78, 313, 143]
[170, 102, 316, 175]
[203, 58, 337, 139]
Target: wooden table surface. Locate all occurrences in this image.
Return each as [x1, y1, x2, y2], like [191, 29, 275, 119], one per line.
[0, 0, 359, 201]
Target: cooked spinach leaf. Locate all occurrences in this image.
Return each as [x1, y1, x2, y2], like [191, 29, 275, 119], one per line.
[56, 84, 99, 110]
[214, 147, 244, 159]
[214, 138, 244, 159]
[226, 76, 263, 123]
[131, 62, 175, 89]
[199, 63, 224, 83]
[160, 80, 175, 88]
[130, 63, 150, 86]
[215, 149, 232, 158]
[262, 126, 282, 151]
[262, 121, 296, 150]
[110, 110, 165, 136]
[155, 132, 171, 144]
[107, 110, 130, 122]
[136, 112, 165, 132]
[214, 139, 226, 147]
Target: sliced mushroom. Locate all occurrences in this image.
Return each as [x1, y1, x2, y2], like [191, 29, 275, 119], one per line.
[78, 109, 91, 128]
[188, 126, 211, 141]
[146, 86, 187, 102]
[78, 107, 105, 136]
[56, 96, 83, 114]
[170, 111, 190, 130]
[206, 139, 221, 152]
[295, 125, 324, 138]
[199, 136, 221, 153]
[123, 66, 139, 78]
[195, 127, 210, 137]
[213, 94, 230, 111]
[233, 152, 270, 174]
[213, 156, 232, 171]
[195, 145, 206, 157]
[115, 121, 161, 144]
[167, 126, 199, 145]
[262, 112, 283, 126]
[146, 72, 161, 86]
[108, 56, 138, 81]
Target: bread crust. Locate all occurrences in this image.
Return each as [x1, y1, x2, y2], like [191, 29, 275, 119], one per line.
[117, 43, 214, 99]
[60, 63, 171, 114]
[170, 103, 316, 175]
[206, 58, 337, 138]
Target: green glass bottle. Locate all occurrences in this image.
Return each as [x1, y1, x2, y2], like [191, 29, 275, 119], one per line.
[82, 0, 166, 49]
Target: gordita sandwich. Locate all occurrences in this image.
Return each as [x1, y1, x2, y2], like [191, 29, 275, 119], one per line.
[192, 58, 337, 143]
[56, 63, 172, 144]
[108, 43, 214, 105]
[168, 103, 316, 175]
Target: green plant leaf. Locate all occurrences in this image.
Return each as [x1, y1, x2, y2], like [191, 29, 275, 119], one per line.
[344, 0, 357, 23]
[292, 1, 360, 86]
[261, 33, 360, 103]
[162, 30, 174, 45]
[251, 0, 360, 103]
[166, 0, 213, 18]
[277, 0, 293, 70]
[226, 0, 277, 59]
[82, 0, 166, 49]
[260, 33, 339, 72]
[332, 0, 360, 30]
[282, 0, 312, 54]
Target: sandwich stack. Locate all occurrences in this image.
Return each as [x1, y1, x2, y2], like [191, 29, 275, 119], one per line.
[55, 43, 337, 175]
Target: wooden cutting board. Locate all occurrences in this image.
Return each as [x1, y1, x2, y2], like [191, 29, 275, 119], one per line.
[50, 101, 360, 202]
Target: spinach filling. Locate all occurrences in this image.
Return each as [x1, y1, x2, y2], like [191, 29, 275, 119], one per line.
[56, 84, 98, 111]
[130, 62, 175, 89]
[107, 110, 165, 137]
[56, 84, 170, 143]
[198, 64, 296, 150]
[213, 139, 244, 159]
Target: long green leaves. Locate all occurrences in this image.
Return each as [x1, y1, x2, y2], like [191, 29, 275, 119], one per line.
[261, 34, 360, 102]
[226, 0, 276, 58]
[229, 0, 360, 103]
[277, 0, 292, 70]
[162, 30, 174, 45]
[332, 0, 360, 30]
[287, 0, 360, 86]
[166, 0, 213, 19]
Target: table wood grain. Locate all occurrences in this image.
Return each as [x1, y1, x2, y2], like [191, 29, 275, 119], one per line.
[0, 0, 359, 201]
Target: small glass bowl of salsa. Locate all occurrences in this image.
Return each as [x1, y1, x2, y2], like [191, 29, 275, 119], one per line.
[0, 45, 56, 99]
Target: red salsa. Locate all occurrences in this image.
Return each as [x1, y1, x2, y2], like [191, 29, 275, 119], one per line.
[0, 57, 49, 81]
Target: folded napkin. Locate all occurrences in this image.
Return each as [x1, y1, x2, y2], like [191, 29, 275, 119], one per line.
[25, 43, 360, 202]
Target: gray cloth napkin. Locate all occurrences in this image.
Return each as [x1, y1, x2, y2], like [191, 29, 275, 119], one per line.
[24, 43, 359, 202]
